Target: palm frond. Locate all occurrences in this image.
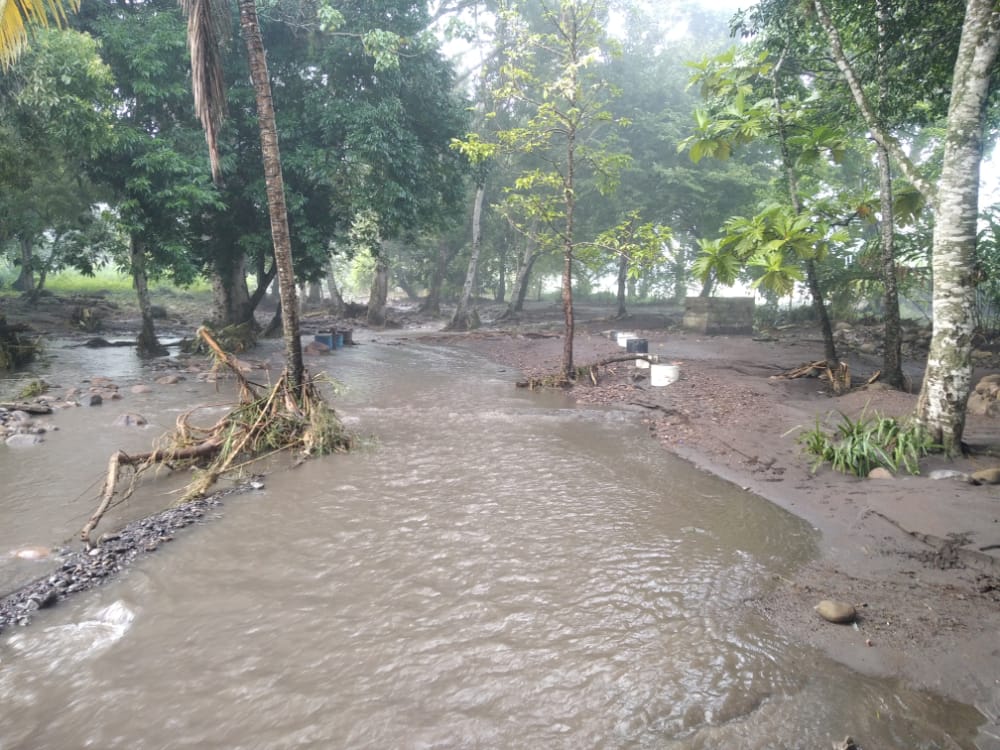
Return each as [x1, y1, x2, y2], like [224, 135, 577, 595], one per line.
[0, 0, 78, 70]
[179, 0, 229, 185]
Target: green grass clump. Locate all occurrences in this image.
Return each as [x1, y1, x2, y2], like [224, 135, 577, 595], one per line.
[796, 409, 939, 477]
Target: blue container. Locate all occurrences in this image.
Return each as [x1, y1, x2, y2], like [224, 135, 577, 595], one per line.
[334, 332, 344, 349]
[314, 333, 335, 349]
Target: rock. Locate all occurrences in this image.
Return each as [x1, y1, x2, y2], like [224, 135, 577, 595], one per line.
[304, 341, 330, 355]
[979, 373, 1000, 386]
[966, 391, 993, 416]
[155, 374, 183, 385]
[11, 546, 50, 560]
[867, 467, 893, 480]
[973, 349, 993, 362]
[815, 599, 857, 624]
[113, 413, 148, 427]
[130, 384, 153, 394]
[5, 433, 43, 447]
[833, 737, 859, 750]
[858, 341, 878, 355]
[970, 467, 1000, 485]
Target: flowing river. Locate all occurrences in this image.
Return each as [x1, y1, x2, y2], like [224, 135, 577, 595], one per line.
[0, 337, 988, 748]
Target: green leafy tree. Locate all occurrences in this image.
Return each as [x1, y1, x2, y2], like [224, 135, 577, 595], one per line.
[458, 0, 642, 379]
[810, 0, 1000, 452]
[683, 46, 857, 362]
[0, 28, 115, 296]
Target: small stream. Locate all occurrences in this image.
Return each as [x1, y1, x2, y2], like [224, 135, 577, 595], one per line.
[0, 337, 987, 748]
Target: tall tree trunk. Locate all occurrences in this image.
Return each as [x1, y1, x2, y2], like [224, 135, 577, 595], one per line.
[420, 237, 454, 316]
[367, 245, 389, 327]
[448, 182, 485, 331]
[615, 251, 628, 318]
[248, 259, 276, 313]
[815, 0, 1000, 449]
[326, 256, 345, 315]
[238, 0, 303, 389]
[873, 0, 903, 389]
[131, 235, 167, 357]
[13, 236, 34, 293]
[210, 253, 254, 327]
[307, 281, 322, 306]
[876, 142, 904, 388]
[503, 237, 539, 319]
[914, 0, 1000, 451]
[495, 246, 507, 303]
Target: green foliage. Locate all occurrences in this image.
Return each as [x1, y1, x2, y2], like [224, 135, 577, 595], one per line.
[796, 410, 939, 477]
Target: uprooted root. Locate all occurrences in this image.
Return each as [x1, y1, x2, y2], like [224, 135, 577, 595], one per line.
[81, 327, 351, 546]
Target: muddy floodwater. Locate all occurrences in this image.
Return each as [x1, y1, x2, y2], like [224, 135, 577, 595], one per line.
[0, 337, 988, 748]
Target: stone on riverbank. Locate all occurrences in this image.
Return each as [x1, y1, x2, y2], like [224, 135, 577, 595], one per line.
[815, 599, 857, 624]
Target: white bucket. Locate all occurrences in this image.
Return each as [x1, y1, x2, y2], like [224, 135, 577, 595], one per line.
[616, 331, 637, 348]
[650, 363, 679, 386]
[636, 358, 650, 369]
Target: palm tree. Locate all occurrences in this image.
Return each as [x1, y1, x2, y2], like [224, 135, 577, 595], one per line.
[180, 0, 305, 389]
[0, 0, 77, 69]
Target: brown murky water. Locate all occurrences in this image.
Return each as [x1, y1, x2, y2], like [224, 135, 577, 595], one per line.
[0, 338, 988, 748]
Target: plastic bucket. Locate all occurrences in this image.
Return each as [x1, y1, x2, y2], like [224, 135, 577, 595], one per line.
[616, 331, 637, 348]
[650, 363, 679, 386]
[333, 332, 344, 349]
[313, 333, 334, 349]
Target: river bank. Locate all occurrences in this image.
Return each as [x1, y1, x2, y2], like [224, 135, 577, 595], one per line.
[416, 313, 1000, 746]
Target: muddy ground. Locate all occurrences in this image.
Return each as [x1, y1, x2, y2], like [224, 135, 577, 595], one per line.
[3, 290, 1000, 741]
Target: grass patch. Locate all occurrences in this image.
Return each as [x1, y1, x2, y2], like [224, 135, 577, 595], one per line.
[794, 409, 939, 477]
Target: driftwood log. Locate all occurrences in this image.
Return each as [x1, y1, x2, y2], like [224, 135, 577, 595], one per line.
[0, 402, 52, 414]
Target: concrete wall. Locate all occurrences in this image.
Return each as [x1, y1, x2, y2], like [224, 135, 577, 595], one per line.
[683, 297, 754, 335]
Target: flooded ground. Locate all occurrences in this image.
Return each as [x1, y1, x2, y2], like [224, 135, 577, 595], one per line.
[0, 338, 987, 748]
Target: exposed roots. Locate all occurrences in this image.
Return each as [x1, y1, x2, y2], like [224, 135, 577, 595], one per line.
[81, 327, 351, 546]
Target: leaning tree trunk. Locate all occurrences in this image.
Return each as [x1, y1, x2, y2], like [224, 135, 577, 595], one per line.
[238, 0, 303, 390]
[367, 246, 389, 327]
[615, 251, 628, 318]
[502, 225, 540, 319]
[915, 0, 1000, 451]
[131, 235, 168, 357]
[448, 182, 485, 331]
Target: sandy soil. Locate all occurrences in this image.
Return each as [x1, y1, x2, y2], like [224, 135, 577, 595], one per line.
[413, 303, 1000, 743]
